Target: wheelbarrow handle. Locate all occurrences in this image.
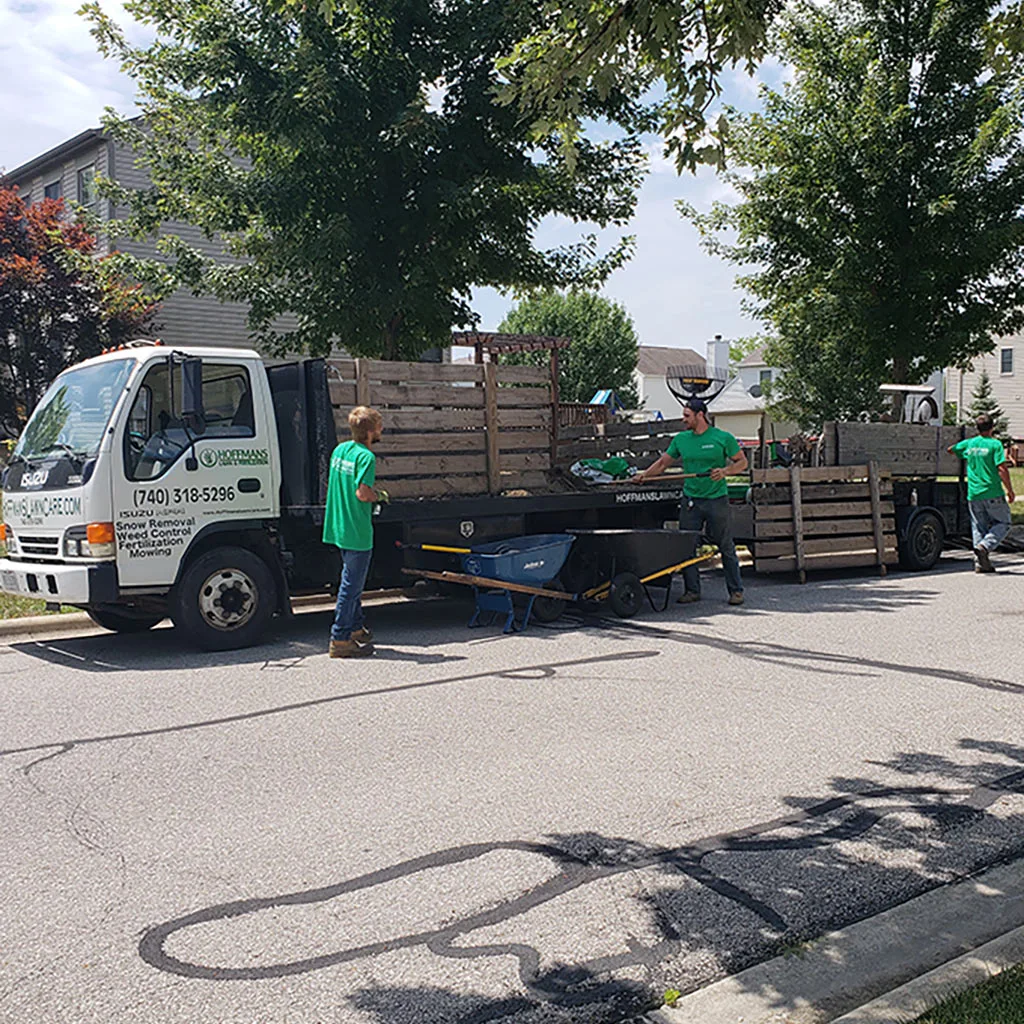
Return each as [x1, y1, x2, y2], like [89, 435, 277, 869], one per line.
[396, 541, 473, 555]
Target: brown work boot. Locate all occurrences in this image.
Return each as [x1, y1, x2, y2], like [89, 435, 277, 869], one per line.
[351, 627, 373, 644]
[676, 592, 701, 605]
[974, 546, 994, 572]
[329, 639, 375, 658]
[728, 591, 745, 606]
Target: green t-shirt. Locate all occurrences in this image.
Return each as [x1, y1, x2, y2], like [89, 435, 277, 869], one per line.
[323, 440, 376, 551]
[952, 435, 1006, 501]
[666, 426, 740, 499]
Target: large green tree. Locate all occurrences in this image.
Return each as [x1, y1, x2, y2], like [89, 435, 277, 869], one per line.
[498, 290, 640, 405]
[85, 0, 647, 359]
[0, 187, 158, 437]
[682, 0, 1024, 428]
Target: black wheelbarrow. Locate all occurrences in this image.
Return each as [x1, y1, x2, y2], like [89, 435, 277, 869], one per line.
[560, 529, 716, 617]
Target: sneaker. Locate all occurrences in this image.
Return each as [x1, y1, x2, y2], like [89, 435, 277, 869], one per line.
[351, 627, 373, 644]
[676, 592, 702, 605]
[329, 639, 375, 658]
[974, 563, 997, 574]
[974, 546, 994, 572]
[728, 591, 745, 606]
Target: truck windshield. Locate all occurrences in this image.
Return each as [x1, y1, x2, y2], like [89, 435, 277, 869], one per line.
[14, 359, 133, 461]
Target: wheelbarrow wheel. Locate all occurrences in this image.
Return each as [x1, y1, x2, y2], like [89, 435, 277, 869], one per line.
[608, 572, 643, 618]
[531, 579, 569, 623]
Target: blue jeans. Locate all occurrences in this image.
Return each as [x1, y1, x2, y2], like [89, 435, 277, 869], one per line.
[331, 548, 372, 641]
[679, 496, 743, 596]
[969, 498, 1011, 552]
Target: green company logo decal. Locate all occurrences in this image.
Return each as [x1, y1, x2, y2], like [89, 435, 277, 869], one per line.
[199, 447, 269, 469]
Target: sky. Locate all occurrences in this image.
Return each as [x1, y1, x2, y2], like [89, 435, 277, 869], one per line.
[0, 0, 789, 360]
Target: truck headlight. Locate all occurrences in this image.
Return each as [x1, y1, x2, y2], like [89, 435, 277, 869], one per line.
[64, 523, 116, 560]
[6, 528, 18, 555]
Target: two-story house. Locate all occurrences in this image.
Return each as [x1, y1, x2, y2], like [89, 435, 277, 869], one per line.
[946, 334, 1023, 438]
[4, 127, 253, 349]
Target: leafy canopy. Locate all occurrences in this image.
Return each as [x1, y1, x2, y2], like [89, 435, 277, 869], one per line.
[498, 290, 639, 406]
[495, 0, 784, 172]
[0, 186, 158, 437]
[84, 0, 647, 359]
[681, 0, 1024, 429]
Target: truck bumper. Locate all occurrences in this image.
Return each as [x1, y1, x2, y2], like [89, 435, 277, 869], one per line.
[0, 559, 118, 605]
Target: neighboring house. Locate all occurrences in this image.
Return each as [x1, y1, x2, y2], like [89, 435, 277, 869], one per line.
[711, 348, 798, 440]
[945, 334, 1023, 438]
[3, 128, 253, 349]
[633, 345, 705, 419]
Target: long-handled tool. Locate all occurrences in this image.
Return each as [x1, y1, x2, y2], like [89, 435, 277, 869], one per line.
[396, 541, 473, 555]
[605, 471, 712, 485]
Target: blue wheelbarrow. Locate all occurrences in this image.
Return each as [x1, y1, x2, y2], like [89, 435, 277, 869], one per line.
[400, 534, 576, 633]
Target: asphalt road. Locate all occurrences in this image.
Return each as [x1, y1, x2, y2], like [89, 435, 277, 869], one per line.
[2, 552, 1024, 1024]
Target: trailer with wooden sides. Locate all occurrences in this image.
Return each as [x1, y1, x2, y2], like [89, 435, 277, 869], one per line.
[743, 422, 972, 579]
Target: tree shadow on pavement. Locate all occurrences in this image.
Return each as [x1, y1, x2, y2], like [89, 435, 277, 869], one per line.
[126, 740, 1024, 1024]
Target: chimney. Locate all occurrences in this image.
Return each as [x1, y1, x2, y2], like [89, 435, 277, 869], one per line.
[708, 334, 730, 378]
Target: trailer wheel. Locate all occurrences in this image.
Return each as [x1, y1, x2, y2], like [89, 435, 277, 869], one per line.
[532, 579, 568, 623]
[172, 546, 276, 651]
[900, 511, 945, 571]
[86, 608, 164, 633]
[608, 572, 643, 618]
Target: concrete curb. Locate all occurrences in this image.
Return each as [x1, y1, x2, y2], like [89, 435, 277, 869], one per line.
[830, 923, 1024, 1023]
[0, 611, 92, 637]
[644, 857, 1024, 1024]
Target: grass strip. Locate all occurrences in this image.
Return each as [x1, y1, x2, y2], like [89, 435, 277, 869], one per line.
[913, 963, 1024, 1023]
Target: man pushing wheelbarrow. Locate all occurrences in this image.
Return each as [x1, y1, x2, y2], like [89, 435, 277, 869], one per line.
[632, 397, 749, 606]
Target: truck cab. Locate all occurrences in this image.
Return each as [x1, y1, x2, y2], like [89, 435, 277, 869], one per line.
[1, 340, 290, 649]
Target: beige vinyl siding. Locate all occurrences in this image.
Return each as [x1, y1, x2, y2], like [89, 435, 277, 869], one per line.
[946, 334, 1024, 437]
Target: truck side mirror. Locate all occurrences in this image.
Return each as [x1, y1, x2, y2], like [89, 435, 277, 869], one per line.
[180, 357, 206, 436]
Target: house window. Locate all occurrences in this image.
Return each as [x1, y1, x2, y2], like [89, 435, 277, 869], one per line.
[759, 369, 773, 384]
[1001, 348, 1014, 375]
[44, 180, 62, 201]
[77, 165, 96, 209]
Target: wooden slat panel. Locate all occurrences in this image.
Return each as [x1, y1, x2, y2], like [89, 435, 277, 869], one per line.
[495, 364, 550, 385]
[497, 431, 551, 452]
[557, 439, 669, 464]
[324, 359, 356, 377]
[830, 422, 964, 476]
[557, 417, 688, 442]
[755, 516, 896, 538]
[754, 499, 895, 521]
[376, 433, 486, 455]
[752, 464, 890, 484]
[386, 475, 488, 499]
[499, 452, 552, 472]
[371, 384, 485, 408]
[756, 533, 898, 558]
[328, 381, 358, 406]
[495, 388, 553, 408]
[498, 408, 552, 429]
[385, 409, 486, 431]
[364, 360, 484, 383]
[484, 361, 500, 494]
[377, 454, 487, 477]
[756, 549, 899, 573]
[752, 482, 891, 503]
[498, 470, 552, 492]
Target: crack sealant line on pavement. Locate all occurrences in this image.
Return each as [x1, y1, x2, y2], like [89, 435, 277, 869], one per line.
[643, 855, 1024, 1024]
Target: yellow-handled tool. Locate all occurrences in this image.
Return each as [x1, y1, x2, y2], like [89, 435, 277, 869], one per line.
[396, 541, 472, 555]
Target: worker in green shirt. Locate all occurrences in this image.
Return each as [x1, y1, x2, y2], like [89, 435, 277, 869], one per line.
[323, 405, 388, 657]
[948, 413, 1016, 573]
[633, 398, 749, 605]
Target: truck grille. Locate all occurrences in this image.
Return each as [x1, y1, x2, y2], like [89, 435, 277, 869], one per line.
[18, 536, 61, 559]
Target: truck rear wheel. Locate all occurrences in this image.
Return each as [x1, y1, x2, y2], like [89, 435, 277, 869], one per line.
[87, 608, 165, 633]
[900, 511, 945, 571]
[172, 546, 276, 651]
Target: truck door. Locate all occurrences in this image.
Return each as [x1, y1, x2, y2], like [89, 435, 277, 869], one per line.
[113, 357, 277, 588]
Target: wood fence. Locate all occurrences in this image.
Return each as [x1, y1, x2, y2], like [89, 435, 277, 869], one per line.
[821, 422, 967, 476]
[554, 418, 685, 468]
[326, 359, 555, 499]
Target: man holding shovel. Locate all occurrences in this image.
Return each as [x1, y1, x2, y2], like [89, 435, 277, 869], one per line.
[632, 398, 748, 605]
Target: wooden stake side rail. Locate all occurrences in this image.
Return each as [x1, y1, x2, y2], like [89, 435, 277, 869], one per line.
[752, 463, 898, 580]
[325, 357, 557, 498]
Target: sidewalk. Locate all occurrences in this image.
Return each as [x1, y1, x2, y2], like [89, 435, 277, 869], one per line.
[642, 856, 1024, 1024]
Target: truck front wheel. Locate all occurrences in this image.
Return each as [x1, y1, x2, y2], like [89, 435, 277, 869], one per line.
[172, 546, 277, 651]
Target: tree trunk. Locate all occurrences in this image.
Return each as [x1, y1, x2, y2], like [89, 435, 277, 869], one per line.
[381, 313, 404, 361]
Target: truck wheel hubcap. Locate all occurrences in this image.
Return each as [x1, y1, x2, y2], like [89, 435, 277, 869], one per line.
[199, 569, 257, 630]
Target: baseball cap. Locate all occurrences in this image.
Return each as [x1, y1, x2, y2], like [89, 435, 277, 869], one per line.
[685, 398, 708, 415]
